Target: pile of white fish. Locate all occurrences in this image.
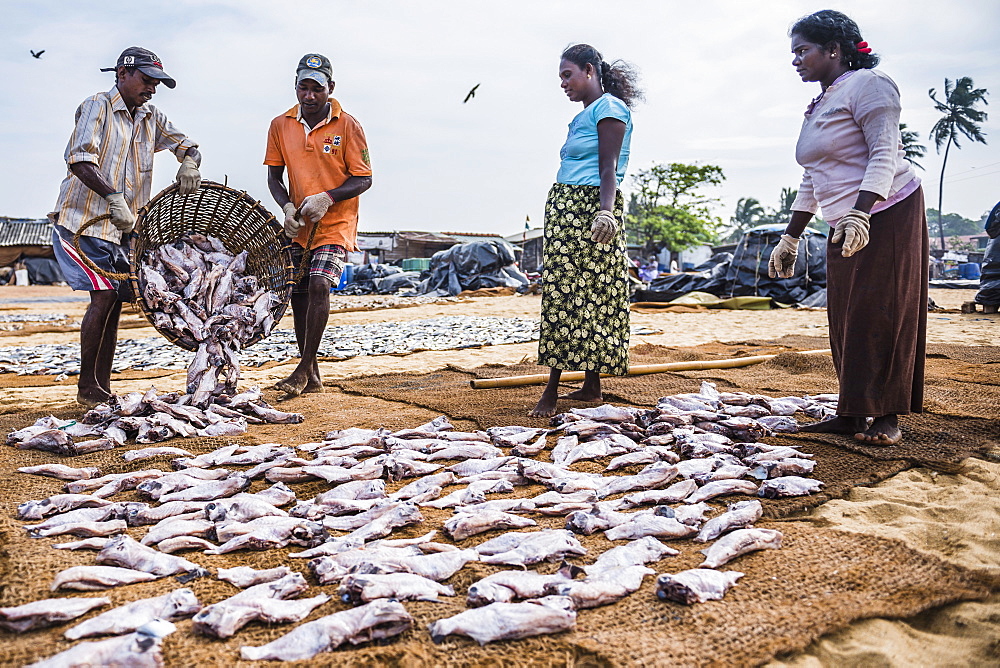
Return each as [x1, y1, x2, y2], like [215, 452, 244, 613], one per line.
[0, 313, 75, 332]
[0, 319, 660, 376]
[7, 385, 302, 454]
[327, 294, 466, 312]
[6, 383, 829, 662]
[139, 233, 284, 402]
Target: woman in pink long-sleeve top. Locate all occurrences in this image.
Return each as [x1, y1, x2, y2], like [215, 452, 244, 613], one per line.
[769, 9, 927, 446]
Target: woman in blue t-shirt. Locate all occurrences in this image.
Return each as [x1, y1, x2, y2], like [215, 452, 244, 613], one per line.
[529, 44, 643, 418]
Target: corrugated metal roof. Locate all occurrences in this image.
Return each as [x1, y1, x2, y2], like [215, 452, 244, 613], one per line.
[0, 218, 53, 247]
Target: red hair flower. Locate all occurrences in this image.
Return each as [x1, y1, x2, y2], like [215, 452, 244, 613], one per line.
[856, 41, 872, 54]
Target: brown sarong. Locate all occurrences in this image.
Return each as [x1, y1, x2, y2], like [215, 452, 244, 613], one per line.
[826, 187, 928, 417]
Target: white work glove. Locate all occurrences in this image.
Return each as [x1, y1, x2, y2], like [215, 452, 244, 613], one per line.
[282, 202, 302, 238]
[104, 192, 136, 233]
[767, 234, 800, 279]
[175, 155, 201, 195]
[590, 210, 619, 245]
[299, 192, 334, 224]
[830, 209, 871, 258]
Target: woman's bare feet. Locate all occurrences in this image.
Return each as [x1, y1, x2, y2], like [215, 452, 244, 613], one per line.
[559, 388, 602, 402]
[799, 415, 867, 434]
[855, 414, 901, 445]
[559, 371, 602, 402]
[529, 368, 564, 418]
[529, 389, 559, 418]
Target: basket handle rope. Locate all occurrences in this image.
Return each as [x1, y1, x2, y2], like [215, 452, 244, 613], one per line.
[71, 214, 131, 281]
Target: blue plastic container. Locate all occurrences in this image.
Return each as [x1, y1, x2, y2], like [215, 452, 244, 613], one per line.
[959, 262, 982, 280]
[330, 264, 354, 291]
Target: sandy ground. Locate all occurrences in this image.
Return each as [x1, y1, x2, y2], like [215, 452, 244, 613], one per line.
[0, 285, 997, 664]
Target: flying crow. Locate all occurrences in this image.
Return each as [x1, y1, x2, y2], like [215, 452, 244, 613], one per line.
[463, 83, 480, 103]
[30, 49, 45, 59]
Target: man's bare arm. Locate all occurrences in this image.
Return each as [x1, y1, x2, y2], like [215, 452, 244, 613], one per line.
[69, 163, 115, 198]
[267, 165, 292, 208]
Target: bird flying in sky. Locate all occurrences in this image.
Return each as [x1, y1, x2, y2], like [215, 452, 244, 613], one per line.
[30, 50, 45, 59]
[463, 83, 480, 103]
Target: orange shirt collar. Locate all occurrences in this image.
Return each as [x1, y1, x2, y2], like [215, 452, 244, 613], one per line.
[287, 98, 343, 124]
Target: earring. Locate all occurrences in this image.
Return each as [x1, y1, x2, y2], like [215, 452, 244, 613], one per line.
[587, 74, 592, 79]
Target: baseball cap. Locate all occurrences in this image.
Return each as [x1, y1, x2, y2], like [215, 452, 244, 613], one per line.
[100, 47, 176, 89]
[296, 53, 333, 87]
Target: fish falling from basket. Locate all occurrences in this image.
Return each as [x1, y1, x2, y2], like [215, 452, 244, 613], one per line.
[140, 233, 283, 406]
[126, 181, 294, 408]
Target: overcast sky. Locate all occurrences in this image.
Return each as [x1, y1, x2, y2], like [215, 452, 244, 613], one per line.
[2, 0, 997, 238]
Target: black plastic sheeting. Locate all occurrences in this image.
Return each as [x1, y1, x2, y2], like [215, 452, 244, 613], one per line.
[415, 240, 528, 296]
[976, 237, 1000, 305]
[986, 200, 1000, 239]
[340, 264, 422, 295]
[640, 226, 827, 305]
[23, 257, 65, 285]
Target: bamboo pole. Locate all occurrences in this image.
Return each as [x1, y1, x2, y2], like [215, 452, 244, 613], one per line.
[469, 349, 832, 389]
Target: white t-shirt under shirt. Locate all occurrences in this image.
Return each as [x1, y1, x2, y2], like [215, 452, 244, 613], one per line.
[790, 69, 918, 224]
[556, 93, 632, 187]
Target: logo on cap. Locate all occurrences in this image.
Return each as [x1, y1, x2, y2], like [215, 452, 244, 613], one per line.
[305, 55, 323, 69]
[124, 56, 135, 65]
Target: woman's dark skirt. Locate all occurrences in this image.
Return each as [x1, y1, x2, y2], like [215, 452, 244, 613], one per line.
[826, 186, 928, 416]
[537, 183, 630, 376]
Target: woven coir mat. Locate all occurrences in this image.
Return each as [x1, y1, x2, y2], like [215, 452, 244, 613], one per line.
[1, 340, 996, 667]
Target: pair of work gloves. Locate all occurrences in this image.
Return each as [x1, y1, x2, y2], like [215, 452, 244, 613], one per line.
[103, 156, 202, 234]
[767, 209, 871, 278]
[282, 192, 335, 238]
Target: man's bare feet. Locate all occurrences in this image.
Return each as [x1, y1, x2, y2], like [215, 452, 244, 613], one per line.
[303, 365, 324, 393]
[77, 385, 111, 409]
[559, 388, 602, 402]
[855, 414, 901, 445]
[303, 378, 325, 393]
[799, 415, 867, 434]
[273, 371, 309, 398]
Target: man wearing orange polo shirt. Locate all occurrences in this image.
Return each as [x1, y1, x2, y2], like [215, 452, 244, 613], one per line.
[265, 53, 372, 397]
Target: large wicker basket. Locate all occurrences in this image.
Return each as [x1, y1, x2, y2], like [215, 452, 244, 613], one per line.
[127, 181, 294, 351]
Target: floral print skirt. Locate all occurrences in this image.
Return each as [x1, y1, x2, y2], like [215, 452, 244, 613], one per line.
[537, 183, 630, 376]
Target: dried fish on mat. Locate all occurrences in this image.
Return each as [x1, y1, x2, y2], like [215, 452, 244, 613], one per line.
[28, 619, 176, 668]
[656, 569, 744, 604]
[96, 535, 207, 578]
[339, 573, 456, 604]
[467, 564, 582, 607]
[64, 588, 201, 639]
[192, 572, 321, 638]
[217, 566, 292, 588]
[17, 464, 102, 481]
[7, 385, 302, 452]
[0, 597, 110, 633]
[544, 564, 655, 609]
[699, 528, 784, 568]
[50, 565, 160, 591]
[239, 600, 413, 662]
[429, 596, 577, 645]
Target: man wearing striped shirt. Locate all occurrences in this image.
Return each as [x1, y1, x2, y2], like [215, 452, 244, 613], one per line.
[49, 46, 202, 408]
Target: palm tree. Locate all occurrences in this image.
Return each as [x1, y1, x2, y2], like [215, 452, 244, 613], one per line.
[928, 77, 989, 250]
[899, 123, 926, 170]
[727, 197, 765, 242]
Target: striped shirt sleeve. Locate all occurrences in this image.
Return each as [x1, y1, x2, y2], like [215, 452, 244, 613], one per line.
[152, 107, 197, 159]
[66, 97, 107, 166]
